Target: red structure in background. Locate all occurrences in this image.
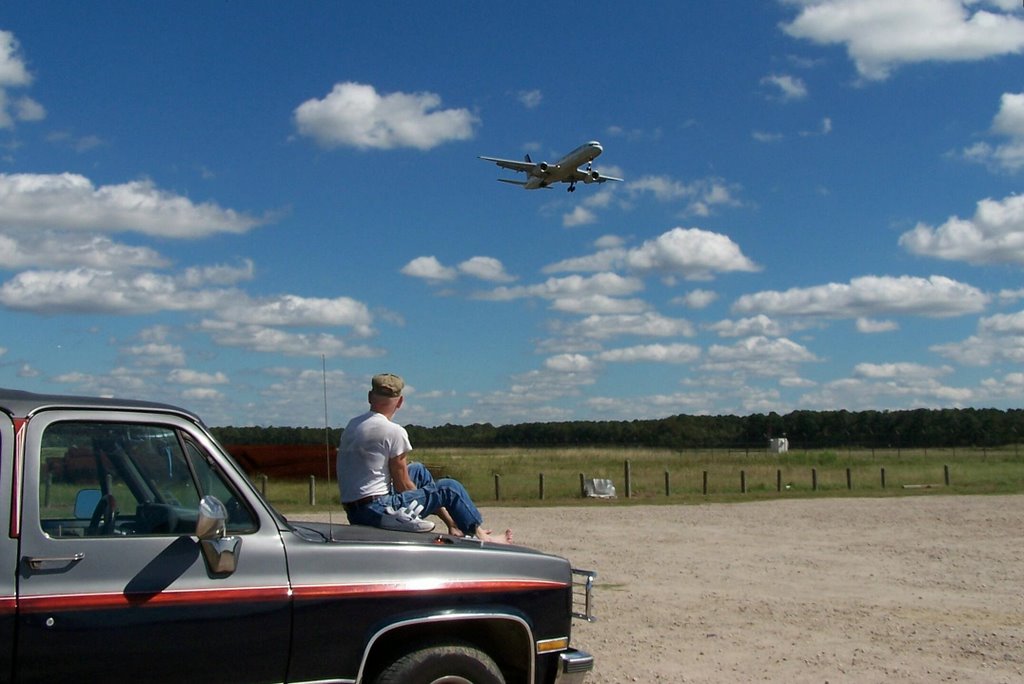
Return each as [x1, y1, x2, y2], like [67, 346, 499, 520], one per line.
[225, 444, 337, 479]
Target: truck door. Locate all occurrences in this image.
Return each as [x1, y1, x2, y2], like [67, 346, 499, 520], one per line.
[0, 414, 17, 681]
[15, 411, 292, 684]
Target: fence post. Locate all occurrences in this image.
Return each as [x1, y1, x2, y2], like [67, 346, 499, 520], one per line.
[944, 464, 950, 486]
[740, 470, 746, 494]
[812, 468, 818, 491]
[624, 460, 632, 499]
[539, 473, 545, 501]
[776, 469, 782, 492]
[880, 467, 886, 489]
[702, 470, 708, 495]
[579, 472, 585, 498]
[260, 474, 267, 496]
[846, 467, 852, 490]
[664, 470, 670, 497]
[494, 474, 501, 501]
[309, 475, 316, 506]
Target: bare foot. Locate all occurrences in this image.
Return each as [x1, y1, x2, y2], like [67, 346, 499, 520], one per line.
[476, 528, 514, 545]
[447, 524, 465, 537]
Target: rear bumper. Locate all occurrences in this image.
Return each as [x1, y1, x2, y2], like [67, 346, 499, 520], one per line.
[555, 648, 594, 683]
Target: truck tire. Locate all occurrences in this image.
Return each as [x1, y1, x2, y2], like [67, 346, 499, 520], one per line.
[374, 642, 505, 684]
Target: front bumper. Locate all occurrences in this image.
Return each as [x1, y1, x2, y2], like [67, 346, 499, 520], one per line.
[555, 648, 594, 683]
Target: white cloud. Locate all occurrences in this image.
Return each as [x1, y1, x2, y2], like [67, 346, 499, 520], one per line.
[401, 255, 458, 282]
[624, 227, 760, 280]
[761, 73, 808, 100]
[481, 272, 644, 302]
[627, 175, 741, 215]
[294, 81, 478, 150]
[0, 231, 168, 271]
[562, 205, 597, 227]
[545, 227, 759, 281]
[856, 317, 899, 333]
[853, 362, 952, 380]
[733, 274, 988, 319]
[703, 336, 819, 376]
[0, 173, 263, 238]
[595, 343, 701, 364]
[899, 193, 1024, 265]
[550, 295, 649, 315]
[458, 256, 515, 283]
[545, 353, 595, 373]
[168, 368, 229, 385]
[517, 89, 543, 108]
[962, 92, 1024, 172]
[783, 0, 1024, 81]
[217, 294, 374, 334]
[0, 31, 44, 129]
[199, 321, 384, 359]
[554, 311, 696, 340]
[677, 289, 718, 309]
[708, 314, 787, 338]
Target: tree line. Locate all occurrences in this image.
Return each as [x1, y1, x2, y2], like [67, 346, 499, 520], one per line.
[211, 407, 1024, 450]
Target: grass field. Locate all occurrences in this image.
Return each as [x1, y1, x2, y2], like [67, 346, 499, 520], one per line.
[264, 444, 1024, 513]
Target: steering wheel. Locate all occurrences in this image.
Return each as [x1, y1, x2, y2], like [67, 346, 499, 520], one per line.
[87, 494, 117, 536]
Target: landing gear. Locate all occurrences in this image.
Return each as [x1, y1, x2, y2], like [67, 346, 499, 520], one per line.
[568, 182, 576, 192]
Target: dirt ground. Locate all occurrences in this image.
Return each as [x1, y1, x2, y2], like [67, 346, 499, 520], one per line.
[480, 495, 1024, 683]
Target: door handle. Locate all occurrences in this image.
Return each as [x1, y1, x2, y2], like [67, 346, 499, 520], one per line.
[25, 553, 85, 570]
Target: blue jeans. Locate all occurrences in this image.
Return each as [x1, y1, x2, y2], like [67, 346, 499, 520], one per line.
[346, 462, 484, 535]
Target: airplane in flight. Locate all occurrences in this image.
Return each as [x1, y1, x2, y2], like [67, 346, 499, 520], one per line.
[478, 140, 623, 192]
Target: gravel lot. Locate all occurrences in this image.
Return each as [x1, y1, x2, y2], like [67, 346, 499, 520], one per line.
[483, 495, 1024, 683]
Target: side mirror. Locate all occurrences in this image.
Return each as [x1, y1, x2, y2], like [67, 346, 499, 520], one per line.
[74, 489, 102, 519]
[196, 495, 241, 575]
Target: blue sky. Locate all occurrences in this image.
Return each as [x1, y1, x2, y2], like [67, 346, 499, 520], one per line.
[1, 1, 1023, 428]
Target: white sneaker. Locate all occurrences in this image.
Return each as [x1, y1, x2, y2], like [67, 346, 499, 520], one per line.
[380, 504, 435, 532]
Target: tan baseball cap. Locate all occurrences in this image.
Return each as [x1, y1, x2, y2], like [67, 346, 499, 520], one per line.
[371, 373, 404, 397]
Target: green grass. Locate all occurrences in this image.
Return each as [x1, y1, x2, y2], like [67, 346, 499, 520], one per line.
[263, 445, 1024, 514]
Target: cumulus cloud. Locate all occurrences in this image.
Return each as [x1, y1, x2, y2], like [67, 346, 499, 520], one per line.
[962, 92, 1024, 172]
[761, 73, 808, 100]
[594, 343, 701, 364]
[517, 89, 543, 108]
[481, 272, 644, 302]
[457, 256, 516, 282]
[733, 274, 988, 319]
[294, 81, 478, 150]
[627, 175, 741, 216]
[402, 255, 514, 283]
[676, 289, 718, 309]
[0, 231, 168, 271]
[782, 0, 1024, 81]
[708, 314, 787, 338]
[217, 293, 374, 335]
[899, 193, 1024, 265]
[198, 321, 383, 359]
[0, 30, 45, 129]
[554, 311, 696, 340]
[0, 173, 263, 238]
[168, 368, 229, 385]
[545, 227, 759, 281]
[702, 336, 819, 376]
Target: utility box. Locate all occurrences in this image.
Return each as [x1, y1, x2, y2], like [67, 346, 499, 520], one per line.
[769, 437, 789, 454]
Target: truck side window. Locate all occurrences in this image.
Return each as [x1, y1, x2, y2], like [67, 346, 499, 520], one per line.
[183, 439, 257, 534]
[37, 421, 252, 537]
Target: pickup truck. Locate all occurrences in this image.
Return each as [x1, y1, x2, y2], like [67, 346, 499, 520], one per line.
[0, 388, 595, 683]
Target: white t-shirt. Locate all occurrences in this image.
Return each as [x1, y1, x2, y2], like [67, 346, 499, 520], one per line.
[336, 410, 413, 503]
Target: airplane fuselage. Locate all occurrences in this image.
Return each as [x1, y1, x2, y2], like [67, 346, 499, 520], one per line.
[479, 140, 622, 191]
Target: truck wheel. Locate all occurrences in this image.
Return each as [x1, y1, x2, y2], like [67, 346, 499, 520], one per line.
[374, 642, 505, 684]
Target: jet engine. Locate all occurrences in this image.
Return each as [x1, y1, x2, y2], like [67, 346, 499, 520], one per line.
[535, 161, 549, 174]
[583, 170, 602, 183]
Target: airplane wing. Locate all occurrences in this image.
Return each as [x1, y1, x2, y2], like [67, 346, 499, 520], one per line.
[567, 168, 624, 183]
[478, 156, 538, 174]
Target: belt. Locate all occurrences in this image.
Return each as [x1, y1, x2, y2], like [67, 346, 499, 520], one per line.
[343, 495, 379, 512]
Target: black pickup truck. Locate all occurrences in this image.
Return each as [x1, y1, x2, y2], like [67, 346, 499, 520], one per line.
[0, 388, 595, 683]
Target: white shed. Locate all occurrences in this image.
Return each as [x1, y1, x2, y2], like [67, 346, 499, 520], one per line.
[769, 437, 789, 454]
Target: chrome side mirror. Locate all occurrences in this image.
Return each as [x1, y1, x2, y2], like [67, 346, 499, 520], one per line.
[196, 495, 241, 575]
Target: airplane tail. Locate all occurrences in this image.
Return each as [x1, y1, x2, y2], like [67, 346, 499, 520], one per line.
[525, 154, 532, 163]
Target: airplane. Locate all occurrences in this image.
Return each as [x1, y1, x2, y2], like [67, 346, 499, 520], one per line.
[478, 140, 623, 192]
